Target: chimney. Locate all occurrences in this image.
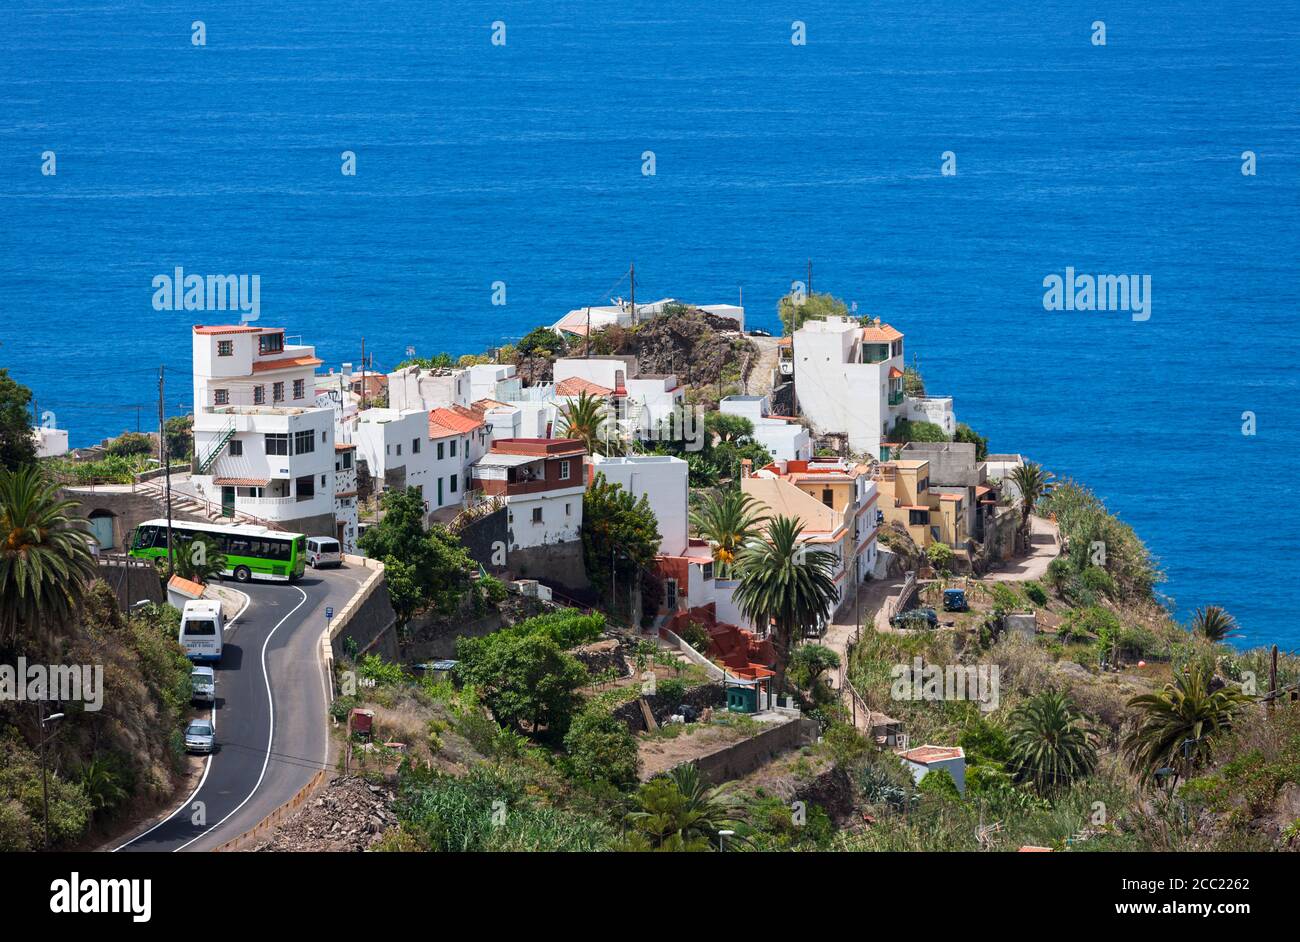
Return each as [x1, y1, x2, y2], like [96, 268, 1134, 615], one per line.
[741, 458, 753, 478]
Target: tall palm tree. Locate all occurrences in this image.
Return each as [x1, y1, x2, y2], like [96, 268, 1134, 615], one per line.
[1124, 662, 1253, 782]
[1009, 461, 1054, 533]
[1007, 689, 1099, 795]
[689, 489, 768, 577]
[173, 533, 227, 584]
[0, 466, 98, 650]
[732, 515, 838, 693]
[1190, 605, 1239, 644]
[623, 763, 740, 851]
[557, 390, 610, 456]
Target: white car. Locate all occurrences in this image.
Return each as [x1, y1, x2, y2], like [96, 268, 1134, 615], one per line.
[306, 536, 343, 569]
[190, 667, 216, 704]
[184, 719, 215, 754]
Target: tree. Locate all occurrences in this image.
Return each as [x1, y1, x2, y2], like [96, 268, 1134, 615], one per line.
[1007, 689, 1098, 795]
[1123, 663, 1253, 781]
[787, 643, 840, 703]
[732, 515, 838, 693]
[0, 370, 37, 472]
[0, 466, 97, 651]
[703, 411, 753, 444]
[777, 291, 849, 336]
[104, 432, 154, 457]
[516, 327, 566, 358]
[889, 418, 949, 444]
[163, 415, 194, 460]
[453, 631, 588, 739]
[902, 366, 926, 398]
[623, 763, 740, 851]
[557, 390, 610, 456]
[358, 488, 476, 622]
[581, 473, 660, 618]
[1010, 462, 1053, 526]
[689, 489, 768, 577]
[926, 541, 955, 574]
[1190, 605, 1239, 644]
[953, 423, 989, 460]
[564, 705, 639, 787]
[172, 533, 226, 584]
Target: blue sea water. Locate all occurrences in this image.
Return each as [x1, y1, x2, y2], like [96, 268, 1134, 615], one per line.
[0, 1, 1297, 648]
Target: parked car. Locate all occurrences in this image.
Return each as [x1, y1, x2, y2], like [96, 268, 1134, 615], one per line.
[190, 666, 216, 704]
[184, 719, 215, 754]
[891, 607, 938, 629]
[305, 535, 343, 569]
[748, 328, 772, 337]
[943, 589, 969, 612]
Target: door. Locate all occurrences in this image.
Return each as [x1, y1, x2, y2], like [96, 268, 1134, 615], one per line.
[88, 512, 115, 550]
[221, 486, 235, 517]
[437, 477, 444, 507]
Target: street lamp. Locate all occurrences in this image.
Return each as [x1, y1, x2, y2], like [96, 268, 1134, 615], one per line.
[719, 829, 735, 852]
[40, 707, 65, 850]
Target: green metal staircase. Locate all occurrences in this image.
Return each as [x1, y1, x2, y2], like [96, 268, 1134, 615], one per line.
[196, 421, 236, 475]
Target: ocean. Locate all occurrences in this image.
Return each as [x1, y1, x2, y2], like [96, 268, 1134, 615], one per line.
[1, 1, 1297, 647]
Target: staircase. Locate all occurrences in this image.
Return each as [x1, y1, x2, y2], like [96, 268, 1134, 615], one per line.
[137, 478, 285, 531]
[195, 421, 236, 475]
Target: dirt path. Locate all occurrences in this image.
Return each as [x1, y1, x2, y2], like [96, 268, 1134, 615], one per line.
[822, 577, 906, 732]
[984, 515, 1061, 583]
[742, 335, 781, 399]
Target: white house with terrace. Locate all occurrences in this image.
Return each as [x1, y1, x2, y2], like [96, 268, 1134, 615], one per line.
[719, 394, 812, 463]
[189, 324, 341, 538]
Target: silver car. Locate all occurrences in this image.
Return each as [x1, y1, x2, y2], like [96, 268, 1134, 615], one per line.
[190, 667, 216, 704]
[184, 719, 215, 754]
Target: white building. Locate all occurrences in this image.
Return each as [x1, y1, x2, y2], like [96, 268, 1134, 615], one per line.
[32, 426, 69, 458]
[553, 356, 685, 442]
[333, 443, 359, 551]
[469, 363, 522, 404]
[471, 439, 587, 550]
[898, 745, 967, 795]
[386, 365, 471, 412]
[550, 297, 744, 338]
[719, 394, 811, 463]
[350, 407, 471, 518]
[190, 324, 339, 536]
[590, 453, 689, 556]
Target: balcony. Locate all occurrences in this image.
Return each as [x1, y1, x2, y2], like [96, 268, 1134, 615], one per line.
[888, 391, 904, 406]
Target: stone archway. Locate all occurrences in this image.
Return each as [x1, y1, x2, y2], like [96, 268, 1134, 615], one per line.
[87, 508, 117, 550]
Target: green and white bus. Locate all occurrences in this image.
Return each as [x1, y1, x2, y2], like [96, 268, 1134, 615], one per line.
[130, 518, 306, 583]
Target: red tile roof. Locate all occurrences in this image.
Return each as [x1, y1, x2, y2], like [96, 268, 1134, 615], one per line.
[250, 355, 323, 373]
[168, 574, 206, 597]
[555, 376, 613, 397]
[898, 745, 963, 764]
[429, 406, 484, 437]
[212, 477, 270, 487]
[862, 323, 903, 343]
[888, 366, 904, 379]
[193, 324, 261, 335]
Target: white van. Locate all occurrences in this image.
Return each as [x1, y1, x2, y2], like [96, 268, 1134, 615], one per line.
[179, 599, 224, 663]
[305, 536, 343, 569]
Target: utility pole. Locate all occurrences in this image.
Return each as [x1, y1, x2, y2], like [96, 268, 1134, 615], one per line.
[629, 262, 636, 323]
[159, 367, 174, 576]
[584, 306, 591, 358]
[360, 338, 367, 410]
[807, 259, 813, 296]
[39, 705, 63, 850]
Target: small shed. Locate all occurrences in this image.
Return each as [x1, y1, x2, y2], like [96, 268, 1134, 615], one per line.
[866, 711, 904, 747]
[897, 744, 967, 795]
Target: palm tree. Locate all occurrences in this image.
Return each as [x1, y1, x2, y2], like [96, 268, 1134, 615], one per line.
[1008, 689, 1099, 795]
[689, 489, 768, 577]
[1124, 662, 1253, 782]
[0, 466, 98, 650]
[173, 533, 227, 584]
[623, 763, 740, 851]
[1190, 605, 1239, 644]
[557, 390, 611, 456]
[732, 515, 838, 694]
[1009, 461, 1054, 534]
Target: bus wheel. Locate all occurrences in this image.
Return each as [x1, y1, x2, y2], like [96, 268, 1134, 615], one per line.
[234, 565, 252, 583]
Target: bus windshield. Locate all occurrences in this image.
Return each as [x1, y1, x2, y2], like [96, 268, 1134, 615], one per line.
[182, 619, 217, 636]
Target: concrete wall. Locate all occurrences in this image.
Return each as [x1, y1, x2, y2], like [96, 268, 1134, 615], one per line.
[60, 485, 208, 551]
[403, 610, 503, 661]
[899, 441, 983, 487]
[94, 556, 165, 610]
[590, 454, 689, 556]
[681, 716, 820, 787]
[328, 557, 399, 662]
[507, 540, 590, 592]
[456, 506, 509, 571]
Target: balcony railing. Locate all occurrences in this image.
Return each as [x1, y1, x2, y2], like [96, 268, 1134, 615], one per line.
[888, 391, 905, 406]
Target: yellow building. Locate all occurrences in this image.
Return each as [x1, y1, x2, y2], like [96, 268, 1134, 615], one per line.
[874, 459, 970, 555]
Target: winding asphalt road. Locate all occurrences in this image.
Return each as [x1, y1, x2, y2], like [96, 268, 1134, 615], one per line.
[114, 565, 367, 852]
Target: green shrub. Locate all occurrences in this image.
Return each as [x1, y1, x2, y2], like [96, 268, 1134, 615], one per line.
[357, 653, 408, 688]
[990, 583, 1021, 615]
[655, 677, 687, 704]
[916, 768, 961, 801]
[563, 706, 639, 787]
[1023, 580, 1048, 606]
[680, 621, 711, 653]
[1079, 566, 1118, 599]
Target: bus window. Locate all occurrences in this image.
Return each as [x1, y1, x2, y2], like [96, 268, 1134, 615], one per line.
[182, 619, 217, 636]
[134, 525, 158, 549]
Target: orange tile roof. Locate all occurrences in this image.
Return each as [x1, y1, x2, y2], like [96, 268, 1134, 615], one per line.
[250, 355, 323, 373]
[861, 323, 903, 343]
[888, 366, 904, 379]
[168, 574, 206, 597]
[898, 745, 963, 764]
[555, 376, 613, 397]
[940, 493, 963, 502]
[212, 476, 270, 487]
[194, 324, 261, 335]
[429, 406, 484, 437]
[334, 442, 356, 451]
[473, 398, 510, 410]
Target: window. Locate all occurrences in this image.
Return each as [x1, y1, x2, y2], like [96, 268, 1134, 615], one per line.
[909, 509, 929, 526]
[917, 477, 928, 493]
[450, 440, 457, 457]
[293, 430, 315, 455]
[564, 501, 570, 515]
[559, 460, 571, 481]
[253, 386, 265, 405]
[266, 433, 289, 456]
[665, 579, 679, 610]
[213, 389, 229, 406]
[436, 441, 444, 460]
[259, 333, 284, 355]
[413, 438, 421, 454]
[273, 382, 284, 402]
[321, 430, 326, 443]
[229, 439, 243, 457]
[321, 474, 327, 487]
[450, 475, 457, 493]
[342, 452, 352, 469]
[296, 474, 315, 501]
[217, 340, 233, 357]
[821, 488, 833, 507]
[702, 562, 714, 580]
[293, 379, 305, 399]
[532, 507, 543, 524]
[396, 443, 402, 456]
